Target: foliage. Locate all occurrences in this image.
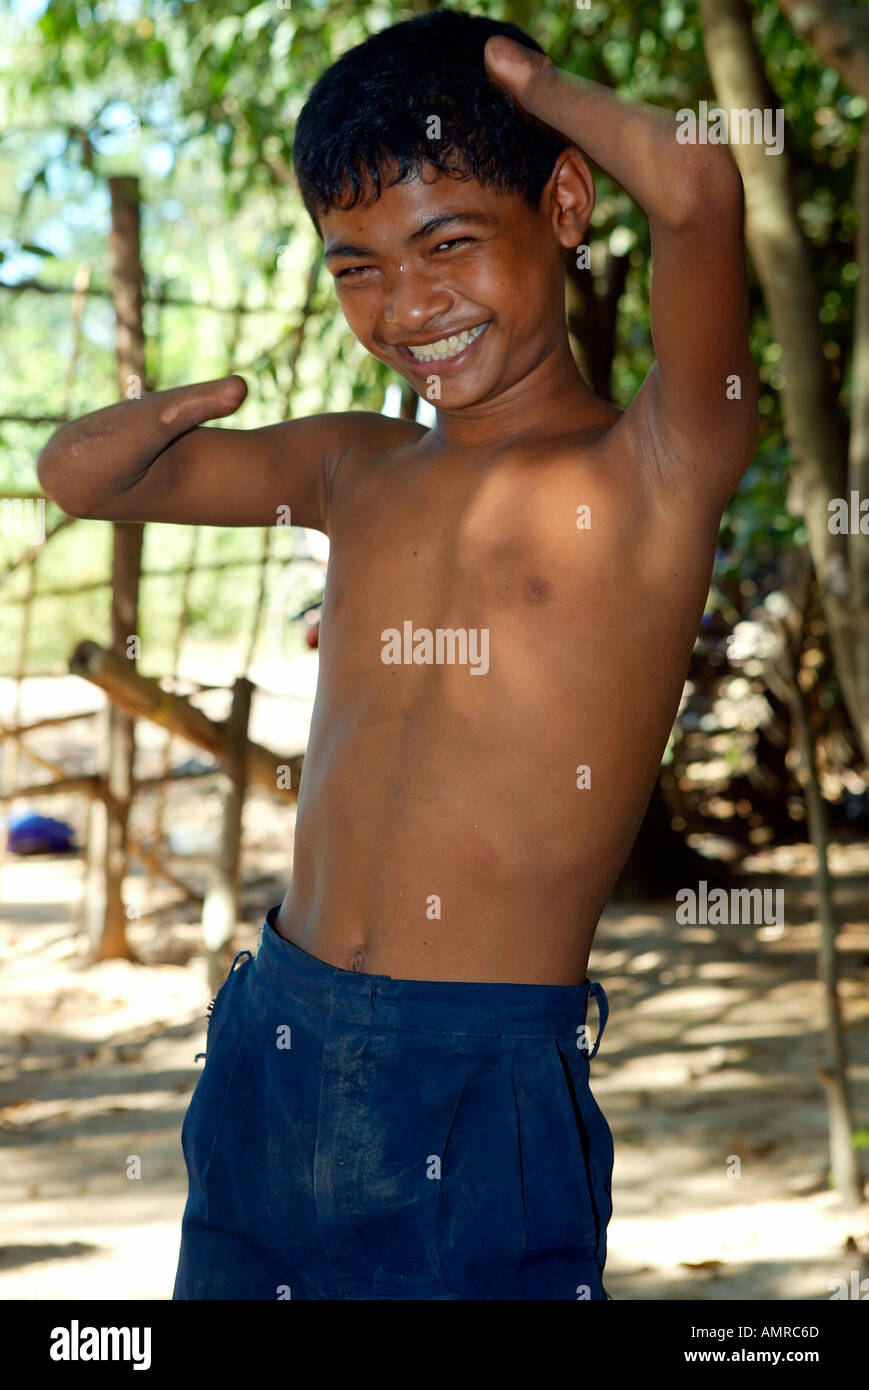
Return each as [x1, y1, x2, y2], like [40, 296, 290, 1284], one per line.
[0, 0, 860, 721]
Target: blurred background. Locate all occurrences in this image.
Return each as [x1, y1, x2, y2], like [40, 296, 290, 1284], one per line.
[0, 0, 867, 1300]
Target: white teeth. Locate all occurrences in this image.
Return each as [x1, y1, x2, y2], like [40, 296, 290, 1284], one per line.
[406, 322, 487, 362]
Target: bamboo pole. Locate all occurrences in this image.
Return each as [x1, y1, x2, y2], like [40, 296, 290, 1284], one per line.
[84, 175, 148, 963]
[62, 264, 92, 415]
[0, 729, 202, 901]
[0, 710, 99, 736]
[2, 553, 294, 602]
[0, 514, 78, 586]
[143, 526, 203, 909]
[202, 676, 253, 993]
[0, 556, 36, 898]
[0, 277, 283, 315]
[0, 767, 221, 799]
[69, 639, 303, 795]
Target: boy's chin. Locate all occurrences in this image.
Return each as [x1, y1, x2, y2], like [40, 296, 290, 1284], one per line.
[400, 361, 496, 403]
[407, 370, 476, 395]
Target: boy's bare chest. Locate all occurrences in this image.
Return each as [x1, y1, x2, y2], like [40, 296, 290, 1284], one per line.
[325, 444, 685, 637]
[314, 441, 716, 804]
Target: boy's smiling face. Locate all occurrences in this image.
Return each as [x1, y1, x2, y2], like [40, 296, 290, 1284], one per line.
[320, 156, 590, 412]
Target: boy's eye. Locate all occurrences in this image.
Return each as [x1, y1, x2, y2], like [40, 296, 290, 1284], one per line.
[335, 239, 474, 280]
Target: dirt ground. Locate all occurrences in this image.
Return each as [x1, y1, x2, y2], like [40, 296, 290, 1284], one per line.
[1, 668, 869, 1301]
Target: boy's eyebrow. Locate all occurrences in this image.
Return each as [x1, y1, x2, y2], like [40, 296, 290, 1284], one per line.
[324, 212, 494, 259]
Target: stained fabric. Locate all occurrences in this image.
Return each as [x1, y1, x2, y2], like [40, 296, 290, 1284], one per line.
[172, 904, 614, 1300]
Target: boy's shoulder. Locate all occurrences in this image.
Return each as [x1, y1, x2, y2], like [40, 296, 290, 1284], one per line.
[322, 409, 427, 445]
[301, 408, 427, 471]
[271, 408, 426, 452]
[302, 410, 426, 523]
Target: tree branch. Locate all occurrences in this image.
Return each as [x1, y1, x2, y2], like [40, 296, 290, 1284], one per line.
[775, 0, 869, 101]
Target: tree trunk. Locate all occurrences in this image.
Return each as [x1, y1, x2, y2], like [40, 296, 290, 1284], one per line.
[790, 676, 863, 1210]
[773, 0, 869, 103]
[772, 0, 869, 763]
[697, 0, 868, 763]
[565, 245, 631, 400]
[769, 556, 864, 1209]
[848, 119, 869, 758]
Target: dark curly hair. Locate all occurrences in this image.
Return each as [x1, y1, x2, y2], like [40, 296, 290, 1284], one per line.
[292, 8, 571, 237]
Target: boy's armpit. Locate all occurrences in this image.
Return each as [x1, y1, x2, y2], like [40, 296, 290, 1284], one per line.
[622, 354, 759, 517]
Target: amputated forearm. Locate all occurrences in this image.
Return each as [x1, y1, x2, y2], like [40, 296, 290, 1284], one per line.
[36, 375, 246, 516]
[486, 39, 740, 230]
[537, 72, 738, 226]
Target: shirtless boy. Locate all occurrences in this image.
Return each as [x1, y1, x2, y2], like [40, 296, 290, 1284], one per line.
[37, 10, 758, 1300]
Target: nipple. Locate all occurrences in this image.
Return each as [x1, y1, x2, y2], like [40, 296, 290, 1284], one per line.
[523, 576, 551, 603]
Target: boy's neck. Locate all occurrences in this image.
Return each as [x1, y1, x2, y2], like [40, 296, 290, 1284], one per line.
[426, 333, 613, 454]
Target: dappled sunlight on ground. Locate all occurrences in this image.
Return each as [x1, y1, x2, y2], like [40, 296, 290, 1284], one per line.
[0, 843, 867, 1300]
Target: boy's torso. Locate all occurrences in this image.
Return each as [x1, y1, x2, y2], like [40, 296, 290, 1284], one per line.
[276, 408, 720, 984]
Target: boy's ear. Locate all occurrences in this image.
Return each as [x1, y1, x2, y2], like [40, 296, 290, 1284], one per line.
[545, 147, 595, 249]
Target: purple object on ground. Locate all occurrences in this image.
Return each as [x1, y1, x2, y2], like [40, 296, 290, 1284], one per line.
[7, 811, 77, 854]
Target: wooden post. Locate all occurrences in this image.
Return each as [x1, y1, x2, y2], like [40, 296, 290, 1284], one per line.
[202, 676, 253, 995]
[69, 640, 303, 794]
[143, 526, 202, 908]
[85, 176, 147, 961]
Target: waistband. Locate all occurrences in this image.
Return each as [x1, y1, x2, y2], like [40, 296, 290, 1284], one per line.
[235, 905, 609, 1053]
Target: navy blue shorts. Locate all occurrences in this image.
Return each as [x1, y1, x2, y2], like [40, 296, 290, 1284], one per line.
[172, 905, 614, 1300]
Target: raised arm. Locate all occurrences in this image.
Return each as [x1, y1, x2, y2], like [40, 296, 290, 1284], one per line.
[37, 374, 357, 532]
[484, 37, 759, 509]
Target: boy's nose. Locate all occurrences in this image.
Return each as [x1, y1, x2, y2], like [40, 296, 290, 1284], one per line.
[381, 268, 453, 335]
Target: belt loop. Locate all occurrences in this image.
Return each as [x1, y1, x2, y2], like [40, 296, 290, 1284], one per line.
[231, 948, 253, 972]
[587, 982, 609, 1060]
